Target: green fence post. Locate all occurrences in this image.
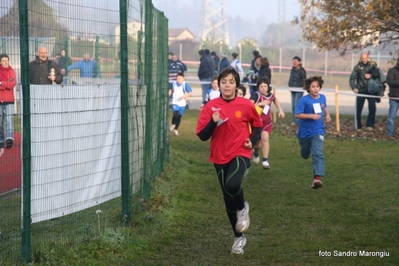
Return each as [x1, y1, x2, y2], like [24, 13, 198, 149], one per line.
[1, 38, 5, 53]
[143, 0, 153, 200]
[161, 15, 170, 165]
[119, 0, 131, 224]
[156, 12, 168, 174]
[19, 0, 32, 262]
[95, 36, 100, 77]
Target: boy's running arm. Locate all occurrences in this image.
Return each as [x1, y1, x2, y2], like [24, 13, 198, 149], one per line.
[197, 110, 219, 141]
[182, 92, 192, 99]
[324, 107, 331, 122]
[295, 113, 321, 120]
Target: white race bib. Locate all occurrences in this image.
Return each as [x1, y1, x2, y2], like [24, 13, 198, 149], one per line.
[313, 103, 322, 113]
[262, 105, 270, 115]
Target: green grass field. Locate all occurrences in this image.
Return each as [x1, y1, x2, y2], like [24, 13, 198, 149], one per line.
[21, 110, 399, 265]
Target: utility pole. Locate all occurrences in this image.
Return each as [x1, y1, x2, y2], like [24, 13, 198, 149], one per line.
[278, 0, 286, 45]
[199, 0, 229, 46]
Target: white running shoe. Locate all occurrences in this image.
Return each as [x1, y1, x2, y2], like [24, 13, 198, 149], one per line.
[253, 154, 260, 165]
[235, 201, 250, 233]
[231, 234, 247, 255]
[262, 160, 270, 169]
[312, 178, 322, 189]
[169, 124, 175, 132]
[174, 130, 179, 136]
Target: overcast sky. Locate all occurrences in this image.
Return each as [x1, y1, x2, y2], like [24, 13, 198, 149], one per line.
[152, 0, 301, 24]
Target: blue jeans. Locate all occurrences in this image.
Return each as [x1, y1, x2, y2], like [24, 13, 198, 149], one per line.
[5, 104, 14, 140]
[291, 91, 303, 124]
[200, 78, 211, 104]
[355, 96, 376, 129]
[299, 135, 325, 177]
[387, 99, 399, 136]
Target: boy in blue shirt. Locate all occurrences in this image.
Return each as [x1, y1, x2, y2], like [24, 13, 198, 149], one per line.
[295, 76, 331, 189]
[169, 72, 192, 136]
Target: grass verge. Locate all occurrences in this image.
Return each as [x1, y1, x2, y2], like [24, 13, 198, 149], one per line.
[13, 110, 399, 265]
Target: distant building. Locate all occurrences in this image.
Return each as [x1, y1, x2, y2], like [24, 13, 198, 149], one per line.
[114, 21, 145, 45]
[168, 28, 196, 45]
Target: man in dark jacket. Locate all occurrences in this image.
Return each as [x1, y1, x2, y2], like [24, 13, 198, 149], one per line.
[386, 59, 399, 136]
[219, 52, 230, 73]
[29, 46, 63, 84]
[197, 49, 214, 104]
[349, 52, 380, 130]
[249, 50, 260, 93]
[210, 51, 220, 75]
[58, 49, 72, 76]
[288, 56, 307, 126]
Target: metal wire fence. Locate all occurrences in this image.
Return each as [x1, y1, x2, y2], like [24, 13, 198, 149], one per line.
[0, 0, 169, 263]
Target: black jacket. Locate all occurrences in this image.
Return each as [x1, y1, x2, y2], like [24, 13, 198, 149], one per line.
[198, 55, 214, 80]
[29, 57, 63, 84]
[387, 64, 399, 98]
[257, 65, 271, 84]
[349, 60, 379, 94]
[288, 66, 306, 88]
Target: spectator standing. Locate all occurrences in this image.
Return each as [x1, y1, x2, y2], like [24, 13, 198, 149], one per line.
[249, 50, 260, 93]
[210, 51, 220, 75]
[349, 52, 380, 130]
[168, 52, 174, 65]
[67, 53, 102, 78]
[197, 49, 214, 104]
[58, 49, 72, 75]
[0, 53, 16, 149]
[29, 46, 63, 84]
[219, 52, 230, 73]
[256, 56, 272, 85]
[288, 56, 307, 126]
[386, 59, 399, 136]
[230, 52, 244, 82]
[169, 54, 186, 81]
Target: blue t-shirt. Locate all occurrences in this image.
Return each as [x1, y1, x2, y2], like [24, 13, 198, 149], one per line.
[295, 94, 327, 139]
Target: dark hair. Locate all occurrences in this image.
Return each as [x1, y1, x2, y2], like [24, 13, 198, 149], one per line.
[252, 50, 260, 57]
[198, 49, 205, 56]
[211, 75, 218, 82]
[168, 52, 174, 56]
[231, 52, 238, 59]
[204, 49, 210, 55]
[176, 72, 185, 78]
[257, 76, 271, 93]
[0, 54, 9, 61]
[210, 51, 216, 56]
[218, 67, 240, 89]
[304, 76, 324, 92]
[259, 57, 270, 67]
[237, 84, 247, 96]
[292, 56, 301, 62]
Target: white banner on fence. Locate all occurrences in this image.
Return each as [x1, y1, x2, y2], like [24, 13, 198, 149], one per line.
[28, 84, 121, 223]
